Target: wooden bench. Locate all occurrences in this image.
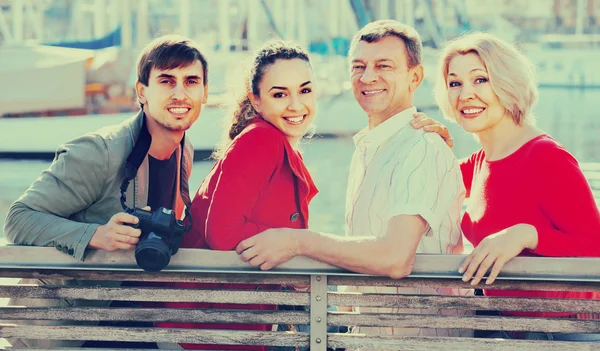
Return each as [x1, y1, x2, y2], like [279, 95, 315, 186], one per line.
[1, 246, 600, 350]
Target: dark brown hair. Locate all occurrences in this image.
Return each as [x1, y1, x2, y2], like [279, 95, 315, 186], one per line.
[136, 34, 209, 88]
[213, 40, 310, 159]
[349, 20, 422, 68]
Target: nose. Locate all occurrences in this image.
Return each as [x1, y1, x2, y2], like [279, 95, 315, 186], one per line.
[288, 94, 303, 111]
[359, 65, 377, 84]
[458, 83, 475, 101]
[172, 83, 186, 100]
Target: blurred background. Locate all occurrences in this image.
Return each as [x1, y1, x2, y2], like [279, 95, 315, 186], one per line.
[0, 0, 599, 240]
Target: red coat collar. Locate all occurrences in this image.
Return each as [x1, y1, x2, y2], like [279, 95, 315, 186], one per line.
[250, 118, 318, 204]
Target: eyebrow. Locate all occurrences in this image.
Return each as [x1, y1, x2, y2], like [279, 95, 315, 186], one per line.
[448, 68, 486, 76]
[268, 81, 312, 92]
[351, 58, 393, 64]
[155, 73, 202, 80]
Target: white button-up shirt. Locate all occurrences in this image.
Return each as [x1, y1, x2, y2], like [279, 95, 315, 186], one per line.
[345, 106, 465, 253]
[344, 107, 472, 341]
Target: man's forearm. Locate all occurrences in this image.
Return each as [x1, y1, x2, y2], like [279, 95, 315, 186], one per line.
[297, 230, 414, 278]
[5, 202, 98, 260]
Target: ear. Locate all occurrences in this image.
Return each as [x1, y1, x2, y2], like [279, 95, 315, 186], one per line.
[409, 64, 424, 93]
[247, 91, 260, 113]
[135, 81, 147, 105]
[202, 83, 209, 104]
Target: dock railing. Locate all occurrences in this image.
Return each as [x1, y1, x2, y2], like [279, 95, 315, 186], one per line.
[1, 246, 600, 350]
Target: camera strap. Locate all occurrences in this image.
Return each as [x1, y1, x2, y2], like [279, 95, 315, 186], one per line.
[120, 114, 193, 232]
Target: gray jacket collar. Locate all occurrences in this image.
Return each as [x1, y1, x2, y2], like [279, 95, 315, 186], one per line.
[123, 110, 192, 212]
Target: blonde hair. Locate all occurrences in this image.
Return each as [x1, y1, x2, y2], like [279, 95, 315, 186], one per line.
[434, 32, 538, 125]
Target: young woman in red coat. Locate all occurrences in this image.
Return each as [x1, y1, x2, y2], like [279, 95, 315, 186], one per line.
[412, 32, 600, 341]
[157, 41, 318, 350]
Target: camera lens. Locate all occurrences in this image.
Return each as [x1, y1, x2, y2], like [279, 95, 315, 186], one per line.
[135, 234, 171, 272]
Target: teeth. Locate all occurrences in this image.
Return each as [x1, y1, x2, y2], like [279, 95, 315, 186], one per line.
[168, 107, 189, 114]
[363, 90, 384, 95]
[286, 116, 304, 123]
[462, 108, 484, 114]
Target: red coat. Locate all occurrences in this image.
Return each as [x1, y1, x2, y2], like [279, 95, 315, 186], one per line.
[157, 118, 318, 350]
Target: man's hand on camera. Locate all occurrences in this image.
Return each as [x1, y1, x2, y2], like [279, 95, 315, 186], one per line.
[89, 211, 144, 251]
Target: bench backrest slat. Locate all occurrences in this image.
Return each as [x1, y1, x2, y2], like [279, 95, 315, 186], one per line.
[0, 285, 309, 305]
[1, 307, 310, 324]
[0, 325, 309, 347]
[328, 334, 600, 351]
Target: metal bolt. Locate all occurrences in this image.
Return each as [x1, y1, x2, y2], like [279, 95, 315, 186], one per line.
[316, 296, 322, 301]
[316, 338, 322, 344]
[316, 276, 321, 281]
[316, 317, 322, 322]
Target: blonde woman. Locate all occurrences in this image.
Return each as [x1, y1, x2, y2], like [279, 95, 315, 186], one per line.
[412, 32, 600, 341]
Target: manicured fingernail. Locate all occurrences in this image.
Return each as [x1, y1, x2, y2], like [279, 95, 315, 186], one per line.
[458, 267, 464, 274]
[471, 281, 477, 286]
[462, 275, 468, 282]
[485, 279, 491, 285]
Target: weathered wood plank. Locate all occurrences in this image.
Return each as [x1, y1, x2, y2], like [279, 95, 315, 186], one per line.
[0, 307, 309, 324]
[5, 306, 600, 334]
[0, 325, 308, 347]
[329, 312, 600, 333]
[0, 285, 309, 305]
[329, 293, 600, 312]
[329, 276, 600, 292]
[327, 334, 600, 350]
[0, 269, 309, 285]
[4, 285, 599, 313]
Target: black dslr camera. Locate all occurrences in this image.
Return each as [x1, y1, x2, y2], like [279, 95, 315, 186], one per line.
[129, 207, 186, 272]
[120, 117, 192, 272]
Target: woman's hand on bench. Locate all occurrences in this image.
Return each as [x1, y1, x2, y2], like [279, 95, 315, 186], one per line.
[459, 224, 539, 286]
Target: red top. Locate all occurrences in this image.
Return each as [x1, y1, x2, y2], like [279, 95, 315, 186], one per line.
[460, 134, 600, 317]
[157, 118, 318, 350]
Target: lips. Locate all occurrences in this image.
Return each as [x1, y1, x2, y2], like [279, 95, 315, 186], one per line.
[167, 107, 191, 115]
[362, 89, 385, 96]
[460, 106, 485, 118]
[283, 114, 307, 125]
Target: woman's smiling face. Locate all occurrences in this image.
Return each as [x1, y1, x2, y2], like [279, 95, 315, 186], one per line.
[249, 58, 316, 146]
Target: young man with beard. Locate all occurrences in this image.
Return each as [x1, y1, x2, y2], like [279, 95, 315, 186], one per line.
[3, 34, 208, 348]
[236, 20, 471, 340]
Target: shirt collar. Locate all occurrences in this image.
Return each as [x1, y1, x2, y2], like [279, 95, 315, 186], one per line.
[353, 106, 417, 148]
